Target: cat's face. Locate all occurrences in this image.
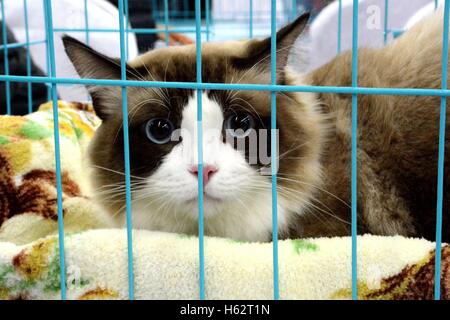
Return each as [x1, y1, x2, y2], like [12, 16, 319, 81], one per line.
[64, 14, 325, 241]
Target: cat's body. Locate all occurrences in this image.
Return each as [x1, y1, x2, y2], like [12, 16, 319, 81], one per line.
[299, 13, 450, 241]
[63, 11, 449, 242]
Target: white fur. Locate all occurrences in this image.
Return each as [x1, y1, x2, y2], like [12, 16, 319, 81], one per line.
[127, 91, 291, 241]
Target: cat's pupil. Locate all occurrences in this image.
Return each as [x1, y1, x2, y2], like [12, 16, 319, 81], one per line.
[145, 118, 174, 144]
[224, 112, 255, 139]
[153, 121, 170, 138]
[228, 113, 254, 131]
[234, 115, 250, 131]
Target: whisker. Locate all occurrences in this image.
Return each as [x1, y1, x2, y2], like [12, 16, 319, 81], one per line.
[277, 185, 351, 226]
[90, 164, 147, 180]
[276, 175, 351, 209]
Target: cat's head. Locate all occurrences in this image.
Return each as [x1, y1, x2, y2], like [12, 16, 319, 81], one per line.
[63, 13, 325, 241]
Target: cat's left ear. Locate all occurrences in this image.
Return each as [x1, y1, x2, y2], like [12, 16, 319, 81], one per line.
[234, 12, 310, 74]
[62, 35, 139, 120]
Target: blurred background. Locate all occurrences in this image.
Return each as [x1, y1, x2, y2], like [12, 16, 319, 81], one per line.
[0, 0, 444, 115]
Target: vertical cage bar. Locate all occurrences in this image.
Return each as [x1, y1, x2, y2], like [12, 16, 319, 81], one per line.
[338, 0, 342, 53]
[43, 0, 67, 300]
[23, 0, 33, 113]
[270, 0, 280, 300]
[291, 0, 297, 22]
[1, 0, 11, 115]
[383, 0, 389, 44]
[164, 0, 170, 46]
[434, 0, 449, 301]
[152, 0, 157, 20]
[170, 0, 175, 17]
[83, 0, 90, 45]
[205, 0, 211, 41]
[83, 0, 91, 101]
[436, 0, 440, 10]
[351, 0, 359, 301]
[183, 0, 189, 19]
[124, 0, 130, 60]
[195, 0, 206, 300]
[42, 0, 51, 101]
[118, 0, 135, 300]
[249, 0, 253, 38]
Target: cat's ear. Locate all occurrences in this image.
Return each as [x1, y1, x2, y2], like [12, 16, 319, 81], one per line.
[62, 35, 124, 80]
[62, 35, 136, 120]
[234, 12, 310, 77]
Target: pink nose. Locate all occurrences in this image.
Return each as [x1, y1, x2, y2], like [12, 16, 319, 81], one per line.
[189, 165, 218, 186]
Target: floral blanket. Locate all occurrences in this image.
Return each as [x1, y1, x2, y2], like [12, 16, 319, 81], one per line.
[0, 102, 448, 299]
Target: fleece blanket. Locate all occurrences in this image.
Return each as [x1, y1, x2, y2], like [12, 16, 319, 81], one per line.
[0, 102, 449, 300]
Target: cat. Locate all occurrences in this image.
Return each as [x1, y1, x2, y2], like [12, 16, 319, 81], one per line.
[63, 10, 449, 242]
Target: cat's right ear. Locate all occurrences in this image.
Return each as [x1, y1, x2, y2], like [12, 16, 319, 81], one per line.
[62, 35, 132, 120]
[233, 13, 310, 79]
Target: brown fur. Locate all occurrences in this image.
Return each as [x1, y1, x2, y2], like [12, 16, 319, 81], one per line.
[296, 11, 450, 241]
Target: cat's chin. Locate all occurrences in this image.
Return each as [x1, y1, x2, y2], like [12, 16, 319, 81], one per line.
[185, 193, 223, 205]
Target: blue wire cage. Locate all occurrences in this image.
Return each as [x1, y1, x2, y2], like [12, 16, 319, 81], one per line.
[0, 0, 446, 300]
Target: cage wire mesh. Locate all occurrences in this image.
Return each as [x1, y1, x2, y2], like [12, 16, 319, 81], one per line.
[0, 0, 447, 300]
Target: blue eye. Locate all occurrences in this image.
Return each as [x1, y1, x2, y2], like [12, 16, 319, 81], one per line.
[145, 118, 174, 144]
[224, 113, 256, 138]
